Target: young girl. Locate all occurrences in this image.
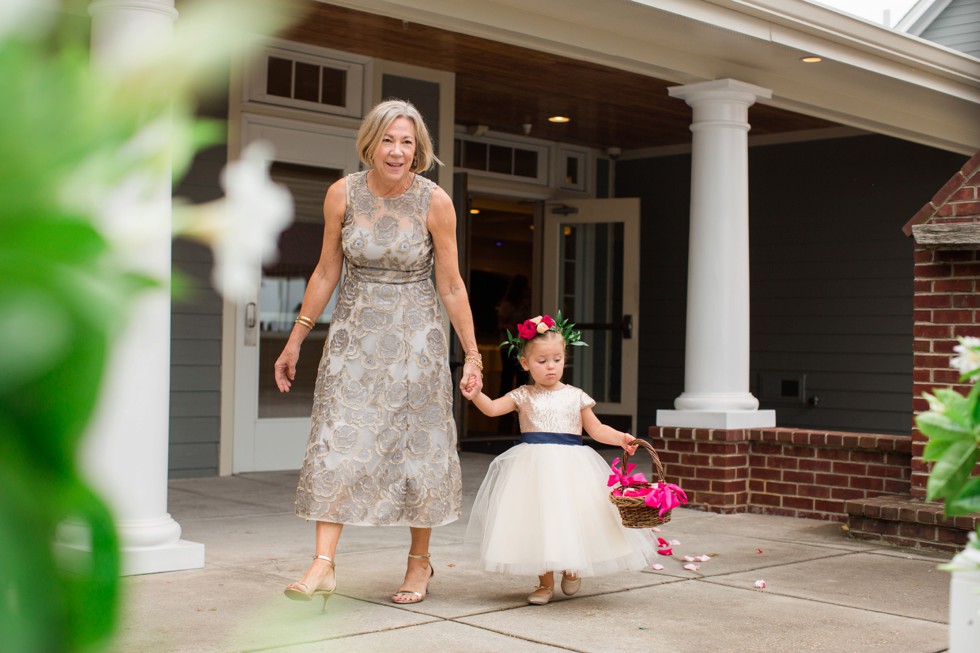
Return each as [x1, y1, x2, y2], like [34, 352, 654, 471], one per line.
[461, 314, 657, 605]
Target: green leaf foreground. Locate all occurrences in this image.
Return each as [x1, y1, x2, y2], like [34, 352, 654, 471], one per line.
[916, 338, 980, 547]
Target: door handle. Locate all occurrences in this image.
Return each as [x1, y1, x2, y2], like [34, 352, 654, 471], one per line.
[622, 314, 633, 339]
[245, 302, 257, 328]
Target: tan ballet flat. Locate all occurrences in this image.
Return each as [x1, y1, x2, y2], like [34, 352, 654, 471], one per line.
[391, 552, 433, 604]
[561, 571, 582, 596]
[527, 585, 554, 605]
[284, 554, 336, 611]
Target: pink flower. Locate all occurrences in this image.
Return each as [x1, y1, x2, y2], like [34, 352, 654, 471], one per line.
[517, 319, 538, 339]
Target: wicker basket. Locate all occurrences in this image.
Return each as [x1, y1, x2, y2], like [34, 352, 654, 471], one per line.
[608, 439, 673, 528]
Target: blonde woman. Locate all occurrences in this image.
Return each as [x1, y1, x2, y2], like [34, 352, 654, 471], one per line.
[274, 99, 482, 606]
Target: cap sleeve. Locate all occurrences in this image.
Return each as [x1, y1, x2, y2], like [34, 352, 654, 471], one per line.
[507, 385, 529, 410]
[578, 387, 596, 410]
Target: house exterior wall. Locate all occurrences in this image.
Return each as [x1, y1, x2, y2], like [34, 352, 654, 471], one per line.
[919, 0, 980, 58]
[620, 135, 967, 438]
[168, 94, 228, 478]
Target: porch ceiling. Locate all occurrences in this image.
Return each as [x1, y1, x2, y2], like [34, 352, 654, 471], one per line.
[283, 2, 837, 151]
[299, 0, 980, 156]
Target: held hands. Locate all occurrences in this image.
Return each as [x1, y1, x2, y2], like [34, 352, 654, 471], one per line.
[459, 360, 483, 399]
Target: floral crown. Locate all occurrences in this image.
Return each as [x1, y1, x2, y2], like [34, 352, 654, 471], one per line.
[500, 311, 588, 360]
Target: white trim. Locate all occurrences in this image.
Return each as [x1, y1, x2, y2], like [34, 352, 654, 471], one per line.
[619, 125, 867, 160]
[895, 0, 953, 35]
[244, 38, 371, 118]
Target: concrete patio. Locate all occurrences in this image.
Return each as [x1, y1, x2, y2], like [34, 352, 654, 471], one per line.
[107, 451, 954, 652]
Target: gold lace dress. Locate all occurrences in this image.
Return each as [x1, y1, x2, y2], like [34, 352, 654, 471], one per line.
[294, 171, 462, 527]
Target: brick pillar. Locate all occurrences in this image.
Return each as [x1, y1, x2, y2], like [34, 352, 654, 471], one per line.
[649, 426, 750, 513]
[910, 247, 980, 498]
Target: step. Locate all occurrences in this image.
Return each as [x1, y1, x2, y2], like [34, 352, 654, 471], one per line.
[846, 495, 979, 554]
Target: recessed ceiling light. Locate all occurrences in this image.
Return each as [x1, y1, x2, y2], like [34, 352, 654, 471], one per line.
[548, 115, 571, 123]
[469, 208, 480, 215]
[801, 56, 823, 63]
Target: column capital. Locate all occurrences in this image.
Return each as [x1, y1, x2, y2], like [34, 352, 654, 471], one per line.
[668, 78, 773, 105]
[89, 0, 178, 20]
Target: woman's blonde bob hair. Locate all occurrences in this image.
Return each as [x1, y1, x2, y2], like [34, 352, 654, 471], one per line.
[356, 99, 443, 173]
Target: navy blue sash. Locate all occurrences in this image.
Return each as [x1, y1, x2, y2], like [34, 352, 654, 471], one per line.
[520, 432, 583, 446]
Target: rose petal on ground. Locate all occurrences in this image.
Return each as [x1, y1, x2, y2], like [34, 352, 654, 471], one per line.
[683, 563, 700, 571]
[757, 549, 764, 554]
[657, 548, 673, 556]
[754, 580, 767, 589]
[651, 527, 663, 532]
[669, 539, 681, 546]
[682, 555, 695, 562]
[651, 564, 665, 571]
[657, 537, 670, 547]
[697, 555, 711, 562]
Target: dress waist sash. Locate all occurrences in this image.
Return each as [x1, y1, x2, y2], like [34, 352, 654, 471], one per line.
[520, 432, 583, 446]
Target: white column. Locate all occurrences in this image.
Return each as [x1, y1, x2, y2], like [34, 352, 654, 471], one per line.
[657, 79, 776, 430]
[63, 0, 205, 575]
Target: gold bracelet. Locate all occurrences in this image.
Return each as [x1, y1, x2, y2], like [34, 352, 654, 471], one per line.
[464, 354, 484, 370]
[295, 315, 316, 330]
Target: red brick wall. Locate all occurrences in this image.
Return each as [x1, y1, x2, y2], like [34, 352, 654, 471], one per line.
[649, 427, 911, 522]
[911, 247, 980, 498]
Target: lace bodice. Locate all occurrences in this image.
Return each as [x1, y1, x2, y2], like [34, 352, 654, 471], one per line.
[507, 384, 596, 434]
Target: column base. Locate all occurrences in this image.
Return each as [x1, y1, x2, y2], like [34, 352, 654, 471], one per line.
[58, 538, 205, 576]
[57, 514, 205, 576]
[656, 409, 776, 429]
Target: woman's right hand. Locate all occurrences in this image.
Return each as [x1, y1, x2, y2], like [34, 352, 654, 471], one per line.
[274, 346, 300, 393]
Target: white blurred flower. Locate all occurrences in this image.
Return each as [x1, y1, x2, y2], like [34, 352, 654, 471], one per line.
[951, 336, 980, 377]
[0, 0, 56, 41]
[60, 119, 178, 271]
[180, 141, 293, 301]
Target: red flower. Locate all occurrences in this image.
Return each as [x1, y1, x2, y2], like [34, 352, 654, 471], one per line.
[517, 319, 538, 339]
[540, 314, 555, 328]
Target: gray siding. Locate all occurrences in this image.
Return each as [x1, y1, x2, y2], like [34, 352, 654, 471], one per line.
[618, 135, 966, 436]
[169, 89, 228, 478]
[920, 0, 980, 58]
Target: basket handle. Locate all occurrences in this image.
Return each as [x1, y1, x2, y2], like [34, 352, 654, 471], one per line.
[620, 438, 666, 485]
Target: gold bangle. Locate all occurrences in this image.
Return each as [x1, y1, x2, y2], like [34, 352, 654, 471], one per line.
[464, 354, 484, 370]
[295, 315, 316, 330]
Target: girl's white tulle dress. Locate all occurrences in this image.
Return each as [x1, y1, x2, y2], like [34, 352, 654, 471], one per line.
[467, 384, 658, 577]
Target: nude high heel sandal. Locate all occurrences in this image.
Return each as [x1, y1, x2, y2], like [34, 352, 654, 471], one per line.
[391, 552, 433, 604]
[284, 554, 336, 610]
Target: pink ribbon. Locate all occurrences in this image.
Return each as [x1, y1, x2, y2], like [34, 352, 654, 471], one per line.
[607, 457, 648, 488]
[642, 483, 689, 517]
